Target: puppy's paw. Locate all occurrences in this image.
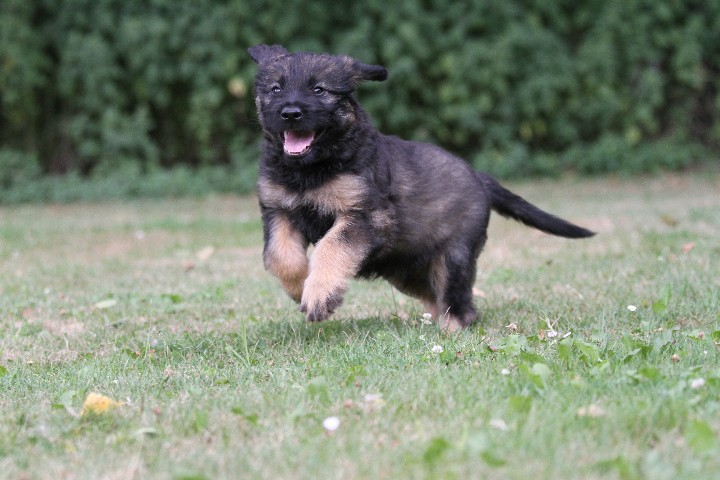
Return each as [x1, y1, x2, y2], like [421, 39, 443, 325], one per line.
[439, 310, 476, 332]
[300, 288, 345, 322]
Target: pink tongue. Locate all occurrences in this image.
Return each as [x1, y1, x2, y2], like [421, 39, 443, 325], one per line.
[284, 130, 314, 154]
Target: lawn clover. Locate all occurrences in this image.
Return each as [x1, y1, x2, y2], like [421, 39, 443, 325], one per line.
[420, 313, 433, 325]
[431, 345, 444, 354]
[577, 404, 606, 418]
[489, 419, 509, 431]
[690, 378, 706, 389]
[322, 416, 340, 432]
[363, 393, 385, 410]
[364, 393, 383, 403]
[627, 305, 637, 312]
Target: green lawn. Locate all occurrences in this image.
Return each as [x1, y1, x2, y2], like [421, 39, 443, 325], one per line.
[1, 172, 719, 479]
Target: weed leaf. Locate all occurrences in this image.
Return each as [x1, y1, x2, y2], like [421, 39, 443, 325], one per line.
[231, 406, 259, 426]
[480, 450, 507, 467]
[306, 376, 330, 404]
[686, 420, 718, 454]
[507, 395, 533, 414]
[423, 436, 451, 465]
[519, 351, 547, 366]
[576, 340, 600, 365]
[557, 337, 573, 363]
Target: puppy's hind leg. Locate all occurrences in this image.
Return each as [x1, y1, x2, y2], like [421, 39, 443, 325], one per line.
[433, 241, 484, 332]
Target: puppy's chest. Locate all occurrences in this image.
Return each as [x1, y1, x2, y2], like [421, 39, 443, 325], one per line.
[258, 174, 366, 214]
[258, 173, 394, 244]
[258, 174, 363, 242]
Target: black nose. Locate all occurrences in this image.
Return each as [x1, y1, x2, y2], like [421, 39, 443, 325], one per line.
[281, 106, 303, 121]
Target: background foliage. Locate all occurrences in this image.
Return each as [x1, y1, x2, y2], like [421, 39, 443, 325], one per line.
[1, 0, 718, 201]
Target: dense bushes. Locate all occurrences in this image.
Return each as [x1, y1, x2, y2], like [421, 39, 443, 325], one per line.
[1, 0, 718, 201]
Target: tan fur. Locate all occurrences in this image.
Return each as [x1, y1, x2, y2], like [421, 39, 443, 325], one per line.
[426, 254, 449, 324]
[301, 216, 369, 317]
[304, 174, 366, 214]
[264, 214, 308, 302]
[258, 174, 366, 215]
[439, 314, 464, 332]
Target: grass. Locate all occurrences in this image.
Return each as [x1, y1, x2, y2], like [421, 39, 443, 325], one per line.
[1, 170, 719, 479]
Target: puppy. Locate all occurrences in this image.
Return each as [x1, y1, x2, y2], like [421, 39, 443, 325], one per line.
[248, 44, 594, 331]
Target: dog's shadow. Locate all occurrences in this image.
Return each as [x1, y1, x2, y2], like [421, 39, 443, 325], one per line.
[239, 315, 411, 350]
[227, 306, 502, 354]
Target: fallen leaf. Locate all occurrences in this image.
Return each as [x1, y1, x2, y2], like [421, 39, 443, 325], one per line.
[94, 299, 117, 310]
[681, 242, 696, 254]
[660, 214, 679, 227]
[81, 392, 123, 416]
[577, 404, 606, 418]
[196, 246, 215, 262]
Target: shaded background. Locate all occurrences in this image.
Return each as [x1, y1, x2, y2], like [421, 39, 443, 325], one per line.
[1, 0, 718, 202]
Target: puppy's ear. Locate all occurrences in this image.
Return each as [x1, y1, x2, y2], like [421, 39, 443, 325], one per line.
[248, 44, 289, 64]
[352, 60, 388, 83]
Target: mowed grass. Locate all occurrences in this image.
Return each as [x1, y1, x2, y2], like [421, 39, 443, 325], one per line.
[1, 171, 719, 480]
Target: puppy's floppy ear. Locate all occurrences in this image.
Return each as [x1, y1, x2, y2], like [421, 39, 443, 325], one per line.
[248, 44, 289, 64]
[352, 60, 388, 83]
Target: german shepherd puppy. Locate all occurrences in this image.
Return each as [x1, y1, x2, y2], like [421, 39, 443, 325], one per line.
[248, 44, 594, 331]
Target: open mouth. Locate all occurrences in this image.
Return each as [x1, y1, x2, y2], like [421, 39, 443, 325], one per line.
[283, 130, 322, 157]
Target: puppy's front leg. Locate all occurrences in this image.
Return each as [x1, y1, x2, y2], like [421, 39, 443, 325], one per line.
[301, 215, 370, 322]
[263, 211, 309, 303]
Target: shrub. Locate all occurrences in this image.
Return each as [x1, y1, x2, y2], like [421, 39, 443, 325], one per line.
[0, 0, 718, 202]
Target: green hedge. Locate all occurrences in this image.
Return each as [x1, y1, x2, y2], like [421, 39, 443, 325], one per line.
[1, 0, 718, 200]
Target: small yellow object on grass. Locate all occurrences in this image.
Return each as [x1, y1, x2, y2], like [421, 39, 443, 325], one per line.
[81, 392, 123, 416]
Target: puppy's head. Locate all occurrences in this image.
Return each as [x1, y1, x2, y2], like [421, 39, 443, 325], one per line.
[248, 44, 387, 165]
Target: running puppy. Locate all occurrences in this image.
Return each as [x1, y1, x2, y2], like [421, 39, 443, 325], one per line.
[248, 44, 594, 331]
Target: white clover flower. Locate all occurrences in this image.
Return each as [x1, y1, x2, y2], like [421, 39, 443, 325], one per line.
[690, 378, 706, 389]
[627, 305, 637, 312]
[364, 393, 382, 402]
[546, 330, 558, 339]
[500, 368, 510, 376]
[421, 313, 433, 325]
[431, 345, 444, 354]
[322, 416, 340, 432]
[489, 419, 508, 431]
[577, 404, 606, 418]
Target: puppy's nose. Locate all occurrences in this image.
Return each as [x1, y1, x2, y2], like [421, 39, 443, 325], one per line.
[281, 106, 303, 121]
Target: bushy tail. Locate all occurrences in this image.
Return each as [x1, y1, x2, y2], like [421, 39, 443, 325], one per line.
[479, 173, 595, 238]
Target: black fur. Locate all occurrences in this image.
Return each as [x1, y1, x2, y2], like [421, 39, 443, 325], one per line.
[249, 44, 594, 330]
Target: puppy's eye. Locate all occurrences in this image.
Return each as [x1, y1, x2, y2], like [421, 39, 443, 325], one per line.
[313, 86, 325, 95]
[271, 85, 281, 94]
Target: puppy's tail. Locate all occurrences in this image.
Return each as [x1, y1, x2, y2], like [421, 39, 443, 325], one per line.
[479, 173, 595, 239]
